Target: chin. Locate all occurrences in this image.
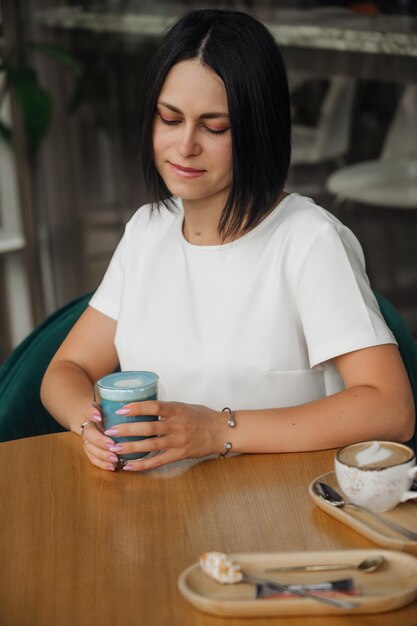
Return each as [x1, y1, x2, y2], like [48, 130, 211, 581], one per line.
[163, 179, 208, 200]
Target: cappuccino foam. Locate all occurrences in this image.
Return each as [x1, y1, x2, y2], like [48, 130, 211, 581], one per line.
[339, 441, 413, 469]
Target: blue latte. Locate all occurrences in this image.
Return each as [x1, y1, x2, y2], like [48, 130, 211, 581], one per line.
[96, 371, 159, 461]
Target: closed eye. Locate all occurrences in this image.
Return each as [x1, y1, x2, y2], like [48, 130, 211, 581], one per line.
[157, 112, 229, 136]
[205, 126, 229, 136]
[157, 112, 181, 126]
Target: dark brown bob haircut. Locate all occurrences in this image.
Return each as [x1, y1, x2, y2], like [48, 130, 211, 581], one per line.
[138, 9, 291, 240]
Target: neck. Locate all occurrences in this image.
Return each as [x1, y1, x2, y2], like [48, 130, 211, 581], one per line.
[182, 195, 227, 245]
[181, 190, 289, 246]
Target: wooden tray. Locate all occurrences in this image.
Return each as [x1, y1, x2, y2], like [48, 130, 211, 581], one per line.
[309, 471, 417, 555]
[177, 549, 417, 616]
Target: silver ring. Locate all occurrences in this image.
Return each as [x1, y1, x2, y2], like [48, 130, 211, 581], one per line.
[80, 420, 97, 436]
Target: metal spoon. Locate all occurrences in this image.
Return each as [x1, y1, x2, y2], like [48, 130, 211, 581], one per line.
[265, 555, 385, 574]
[232, 574, 359, 609]
[200, 553, 359, 609]
[314, 482, 417, 542]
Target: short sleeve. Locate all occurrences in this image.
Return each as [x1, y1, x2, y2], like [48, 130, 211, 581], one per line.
[292, 220, 396, 367]
[88, 229, 128, 321]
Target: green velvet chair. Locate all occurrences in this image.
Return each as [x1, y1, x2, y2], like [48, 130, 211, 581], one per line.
[374, 292, 417, 454]
[0, 291, 416, 451]
[0, 292, 92, 442]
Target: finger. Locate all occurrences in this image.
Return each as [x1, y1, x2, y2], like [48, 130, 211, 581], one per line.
[82, 420, 118, 451]
[104, 419, 163, 438]
[84, 438, 120, 466]
[112, 434, 168, 457]
[84, 446, 117, 471]
[87, 403, 103, 424]
[83, 421, 107, 443]
[115, 400, 174, 418]
[122, 448, 179, 472]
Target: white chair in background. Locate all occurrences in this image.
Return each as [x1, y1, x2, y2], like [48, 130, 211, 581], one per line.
[0, 82, 34, 351]
[381, 84, 417, 161]
[326, 84, 417, 333]
[286, 75, 356, 197]
[290, 76, 356, 166]
[327, 84, 417, 206]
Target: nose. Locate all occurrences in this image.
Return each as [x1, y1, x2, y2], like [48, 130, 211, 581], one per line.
[178, 124, 201, 158]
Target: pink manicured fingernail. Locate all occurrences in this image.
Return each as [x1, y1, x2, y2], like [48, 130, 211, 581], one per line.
[107, 454, 118, 462]
[106, 465, 116, 471]
[109, 445, 123, 452]
[122, 464, 135, 471]
[104, 428, 118, 435]
[115, 408, 129, 415]
[91, 414, 102, 422]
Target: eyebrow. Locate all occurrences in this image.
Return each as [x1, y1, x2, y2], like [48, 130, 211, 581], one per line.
[157, 101, 229, 120]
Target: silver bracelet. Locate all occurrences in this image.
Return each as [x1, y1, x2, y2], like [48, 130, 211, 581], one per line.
[222, 406, 236, 428]
[219, 407, 236, 457]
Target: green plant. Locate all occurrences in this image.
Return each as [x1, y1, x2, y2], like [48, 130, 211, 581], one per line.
[0, 42, 84, 153]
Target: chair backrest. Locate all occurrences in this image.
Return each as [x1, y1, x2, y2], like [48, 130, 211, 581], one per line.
[0, 293, 92, 442]
[290, 76, 356, 165]
[375, 291, 417, 454]
[382, 85, 417, 161]
[313, 77, 356, 163]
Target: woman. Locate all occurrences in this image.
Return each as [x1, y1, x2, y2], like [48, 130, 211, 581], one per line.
[41, 9, 414, 472]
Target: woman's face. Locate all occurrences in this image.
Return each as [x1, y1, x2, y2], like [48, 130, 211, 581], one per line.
[152, 59, 232, 209]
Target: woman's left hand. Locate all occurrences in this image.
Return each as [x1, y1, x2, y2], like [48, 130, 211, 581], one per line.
[104, 401, 224, 471]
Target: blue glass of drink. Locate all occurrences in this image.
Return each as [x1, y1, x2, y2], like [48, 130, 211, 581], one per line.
[96, 371, 159, 463]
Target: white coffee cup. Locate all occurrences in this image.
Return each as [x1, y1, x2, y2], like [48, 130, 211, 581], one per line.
[335, 440, 417, 512]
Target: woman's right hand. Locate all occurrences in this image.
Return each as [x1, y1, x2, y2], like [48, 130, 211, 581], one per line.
[80, 403, 121, 471]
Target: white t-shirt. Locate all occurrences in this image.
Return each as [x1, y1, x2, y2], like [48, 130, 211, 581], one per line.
[90, 193, 395, 410]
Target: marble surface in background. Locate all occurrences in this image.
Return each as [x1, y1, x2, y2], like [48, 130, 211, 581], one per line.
[36, 6, 417, 57]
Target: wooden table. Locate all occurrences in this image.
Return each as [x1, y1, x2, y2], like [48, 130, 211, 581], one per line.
[1, 432, 416, 626]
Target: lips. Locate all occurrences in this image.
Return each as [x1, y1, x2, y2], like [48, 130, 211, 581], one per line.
[168, 162, 206, 178]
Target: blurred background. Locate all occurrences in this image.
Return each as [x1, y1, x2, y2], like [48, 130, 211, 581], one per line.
[1, 0, 416, 362]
